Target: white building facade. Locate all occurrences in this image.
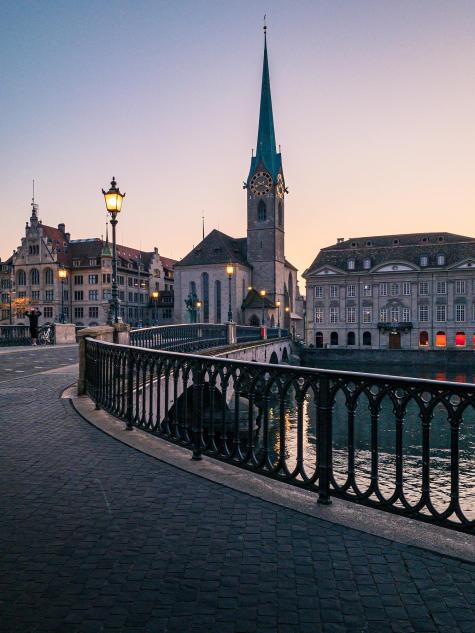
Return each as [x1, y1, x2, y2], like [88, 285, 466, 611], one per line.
[303, 232, 475, 350]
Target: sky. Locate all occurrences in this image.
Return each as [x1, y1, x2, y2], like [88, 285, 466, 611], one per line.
[1, 0, 475, 286]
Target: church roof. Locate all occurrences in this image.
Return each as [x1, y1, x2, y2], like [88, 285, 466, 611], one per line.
[242, 288, 275, 309]
[248, 32, 282, 181]
[304, 232, 475, 277]
[176, 229, 249, 268]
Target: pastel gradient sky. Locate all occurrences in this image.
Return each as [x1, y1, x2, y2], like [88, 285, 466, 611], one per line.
[1, 1, 475, 284]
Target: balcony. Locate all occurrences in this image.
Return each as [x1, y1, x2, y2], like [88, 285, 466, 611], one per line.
[378, 321, 413, 333]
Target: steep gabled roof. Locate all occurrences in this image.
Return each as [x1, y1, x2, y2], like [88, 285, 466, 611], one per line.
[160, 256, 177, 270]
[176, 229, 249, 268]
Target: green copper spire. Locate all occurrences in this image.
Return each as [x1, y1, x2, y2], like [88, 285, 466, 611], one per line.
[248, 28, 281, 180]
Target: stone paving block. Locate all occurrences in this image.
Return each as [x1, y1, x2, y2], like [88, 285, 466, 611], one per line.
[0, 354, 474, 633]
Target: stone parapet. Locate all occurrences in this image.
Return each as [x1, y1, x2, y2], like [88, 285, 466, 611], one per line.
[53, 323, 76, 345]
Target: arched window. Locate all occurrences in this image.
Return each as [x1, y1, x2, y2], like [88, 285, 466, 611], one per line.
[435, 331, 446, 347]
[347, 331, 355, 346]
[17, 270, 26, 286]
[215, 280, 221, 323]
[288, 272, 294, 312]
[201, 272, 209, 323]
[31, 268, 40, 285]
[44, 268, 53, 285]
[257, 200, 266, 222]
[330, 331, 339, 346]
[363, 331, 371, 346]
[455, 332, 466, 347]
[278, 202, 283, 226]
[315, 332, 323, 348]
[419, 331, 429, 347]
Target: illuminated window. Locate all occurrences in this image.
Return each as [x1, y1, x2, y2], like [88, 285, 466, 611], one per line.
[455, 332, 466, 347]
[363, 284, 372, 296]
[362, 308, 372, 323]
[315, 307, 324, 323]
[435, 331, 446, 347]
[419, 331, 429, 347]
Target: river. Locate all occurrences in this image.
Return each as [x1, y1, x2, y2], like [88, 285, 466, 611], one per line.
[263, 362, 475, 521]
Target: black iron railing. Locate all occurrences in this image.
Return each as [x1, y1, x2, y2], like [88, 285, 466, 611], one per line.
[85, 338, 475, 533]
[236, 325, 262, 343]
[130, 323, 227, 352]
[0, 324, 54, 346]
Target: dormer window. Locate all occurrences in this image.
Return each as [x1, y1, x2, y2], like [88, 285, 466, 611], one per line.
[72, 259, 80, 268]
[363, 258, 371, 270]
[365, 241, 372, 247]
[420, 255, 428, 267]
[351, 242, 357, 248]
[347, 258, 355, 271]
[89, 258, 97, 266]
[438, 236, 444, 242]
[437, 253, 445, 266]
[421, 237, 428, 243]
[393, 239, 400, 245]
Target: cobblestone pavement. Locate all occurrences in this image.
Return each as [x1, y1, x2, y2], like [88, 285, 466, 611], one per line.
[1, 350, 475, 633]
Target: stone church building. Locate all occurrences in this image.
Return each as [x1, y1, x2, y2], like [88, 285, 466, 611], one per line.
[174, 31, 302, 330]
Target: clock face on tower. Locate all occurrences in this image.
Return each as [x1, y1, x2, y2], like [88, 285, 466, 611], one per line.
[276, 174, 284, 198]
[250, 171, 272, 196]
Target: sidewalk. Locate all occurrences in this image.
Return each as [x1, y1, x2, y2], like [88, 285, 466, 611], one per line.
[1, 367, 474, 633]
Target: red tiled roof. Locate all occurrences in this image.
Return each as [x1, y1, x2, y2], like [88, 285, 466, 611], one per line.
[160, 256, 177, 270]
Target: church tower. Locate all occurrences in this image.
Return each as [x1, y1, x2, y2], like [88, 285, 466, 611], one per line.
[246, 28, 285, 307]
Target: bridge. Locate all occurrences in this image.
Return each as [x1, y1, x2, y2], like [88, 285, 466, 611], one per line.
[79, 322, 474, 533]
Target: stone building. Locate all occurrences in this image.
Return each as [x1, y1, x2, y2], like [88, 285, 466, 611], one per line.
[0, 201, 176, 327]
[303, 232, 475, 350]
[174, 31, 303, 330]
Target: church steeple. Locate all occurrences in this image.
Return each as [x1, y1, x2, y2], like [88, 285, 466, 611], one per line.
[248, 28, 281, 180]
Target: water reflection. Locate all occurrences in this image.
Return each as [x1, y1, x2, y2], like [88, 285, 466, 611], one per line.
[261, 364, 475, 521]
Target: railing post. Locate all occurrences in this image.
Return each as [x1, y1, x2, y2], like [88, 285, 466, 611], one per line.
[317, 375, 332, 505]
[126, 348, 134, 431]
[191, 367, 203, 460]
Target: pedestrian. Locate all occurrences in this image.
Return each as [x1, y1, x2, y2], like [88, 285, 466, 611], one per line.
[25, 308, 42, 346]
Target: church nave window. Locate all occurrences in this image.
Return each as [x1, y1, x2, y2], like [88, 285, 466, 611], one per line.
[257, 200, 267, 222]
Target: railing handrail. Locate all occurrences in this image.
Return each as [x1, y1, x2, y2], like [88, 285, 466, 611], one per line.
[86, 336, 475, 390]
[131, 322, 225, 334]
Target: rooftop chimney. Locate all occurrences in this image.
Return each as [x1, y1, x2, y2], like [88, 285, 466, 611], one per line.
[337, 237, 344, 244]
[58, 223, 65, 233]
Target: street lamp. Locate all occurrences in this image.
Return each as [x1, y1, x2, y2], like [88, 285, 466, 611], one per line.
[58, 267, 67, 323]
[102, 177, 125, 324]
[276, 299, 281, 328]
[151, 290, 159, 325]
[196, 300, 202, 323]
[226, 263, 234, 322]
[259, 289, 266, 325]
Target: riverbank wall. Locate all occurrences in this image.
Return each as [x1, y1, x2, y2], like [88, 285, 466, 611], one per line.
[300, 347, 475, 369]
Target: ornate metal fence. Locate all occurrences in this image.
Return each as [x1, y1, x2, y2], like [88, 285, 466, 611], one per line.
[0, 324, 54, 346]
[236, 326, 262, 343]
[130, 324, 227, 352]
[85, 337, 475, 533]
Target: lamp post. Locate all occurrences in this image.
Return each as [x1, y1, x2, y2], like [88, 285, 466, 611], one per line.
[58, 267, 67, 323]
[196, 300, 202, 323]
[259, 289, 266, 325]
[102, 177, 125, 324]
[151, 290, 159, 325]
[226, 263, 234, 322]
[276, 300, 281, 328]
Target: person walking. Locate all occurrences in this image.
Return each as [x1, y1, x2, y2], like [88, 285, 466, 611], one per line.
[25, 308, 42, 346]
